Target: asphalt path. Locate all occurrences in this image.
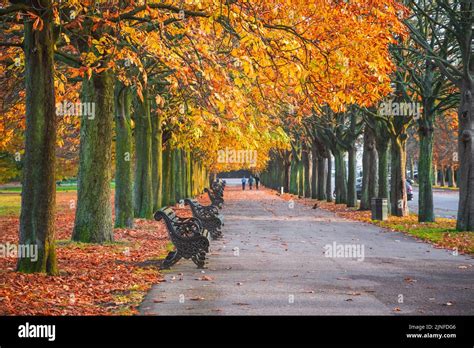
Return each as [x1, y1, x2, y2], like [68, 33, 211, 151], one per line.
[140, 187, 473, 315]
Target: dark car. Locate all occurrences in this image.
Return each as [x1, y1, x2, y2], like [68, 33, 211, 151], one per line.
[356, 179, 413, 201]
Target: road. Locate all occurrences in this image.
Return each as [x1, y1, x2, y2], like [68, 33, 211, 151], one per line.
[408, 187, 459, 219]
[140, 187, 473, 315]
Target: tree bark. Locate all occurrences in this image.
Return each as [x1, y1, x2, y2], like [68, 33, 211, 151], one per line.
[151, 110, 163, 212]
[439, 166, 446, 187]
[456, 77, 474, 231]
[326, 155, 333, 202]
[73, 71, 114, 243]
[333, 149, 347, 204]
[162, 145, 172, 206]
[311, 141, 318, 199]
[18, 2, 58, 274]
[347, 143, 357, 207]
[317, 156, 327, 200]
[360, 126, 377, 210]
[375, 134, 390, 204]
[447, 166, 456, 187]
[133, 91, 153, 219]
[418, 114, 435, 222]
[390, 137, 409, 216]
[114, 83, 134, 228]
[302, 145, 311, 198]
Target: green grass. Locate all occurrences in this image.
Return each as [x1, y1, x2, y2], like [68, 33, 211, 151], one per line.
[0, 193, 21, 216]
[0, 182, 115, 194]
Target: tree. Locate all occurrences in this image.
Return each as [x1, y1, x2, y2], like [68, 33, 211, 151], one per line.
[1, 0, 58, 274]
[405, 0, 473, 230]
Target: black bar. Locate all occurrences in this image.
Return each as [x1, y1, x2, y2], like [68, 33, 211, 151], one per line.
[0, 316, 472, 346]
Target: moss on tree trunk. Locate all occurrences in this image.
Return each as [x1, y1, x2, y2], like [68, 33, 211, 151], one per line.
[418, 115, 435, 222]
[18, 1, 58, 274]
[152, 110, 163, 212]
[133, 91, 153, 219]
[73, 71, 114, 243]
[114, 83, 134, 228]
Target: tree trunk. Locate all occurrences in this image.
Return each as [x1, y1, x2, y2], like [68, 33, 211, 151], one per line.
[439, 166, 446, 187]
[390, 137, 408, 216]
[311, 141, 318, 199]
[73, 71, 114, 243]
[162, 145, 172, 206]
[317, 156, 327, 200]
[114, 83, 134, 228]
[456, 77, 474, 231]
[447, 166, 456, 187]
[133, 91, 153, 219]
[360, 126, 377, 210]
[151, 110, 163, 212]
[186, 150, 192, 197]
[418, 116, 435, 222]
[302, 146, 311, 198]
[347, 144, 357, 207]
[376, 136, 390, 205]
[290, 156, 298, 194]
[333, 149, 347, 204]
[326, 155, 333, 202]
[18, 2, 58, 274]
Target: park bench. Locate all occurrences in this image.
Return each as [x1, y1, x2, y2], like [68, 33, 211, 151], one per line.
[204, 188, 224, 208]
[211, 181, 225, 197]
[154, 207, 210, 269]
[184, 198, 224, 240]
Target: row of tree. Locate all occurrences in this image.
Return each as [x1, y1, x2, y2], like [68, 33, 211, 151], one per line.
[262, 0, 472, 229]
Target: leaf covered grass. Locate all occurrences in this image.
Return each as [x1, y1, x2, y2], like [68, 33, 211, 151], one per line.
[0, 191, 176, 315]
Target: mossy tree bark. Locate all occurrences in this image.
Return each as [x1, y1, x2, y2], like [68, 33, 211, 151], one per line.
[390, 136, 409, 216]
[133, 91, 153, 219]
[73, 71, 114, 243]
[333, 148, 347, 204]
[162, 145, 172, 206]
[360, 126, 378, 210]
[418, 100, 435, 222]
[151, 110, 163, 212]
[18, 0, 58, 274]
[114, 83, 134, 228]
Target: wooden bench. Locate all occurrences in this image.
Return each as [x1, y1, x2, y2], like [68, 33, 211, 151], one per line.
[204, 188, 224, 208]
[154, 207, 210, 269]
[185, 198, 224, 240]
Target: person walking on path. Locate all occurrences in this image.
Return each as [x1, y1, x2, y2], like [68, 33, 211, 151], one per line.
[255, 175, 260, 190]
[249, 176, 254, 190]
[241, 177, 247, 190]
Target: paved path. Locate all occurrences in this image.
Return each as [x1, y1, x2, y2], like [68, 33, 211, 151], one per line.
[140, 187, 473, 315]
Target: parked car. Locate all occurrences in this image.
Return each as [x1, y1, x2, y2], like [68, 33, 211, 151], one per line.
[356, 179, 413, 201]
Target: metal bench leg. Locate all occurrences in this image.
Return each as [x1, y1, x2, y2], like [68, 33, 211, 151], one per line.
[161, 250, 182, 269]
[192, 250, 207, 269]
